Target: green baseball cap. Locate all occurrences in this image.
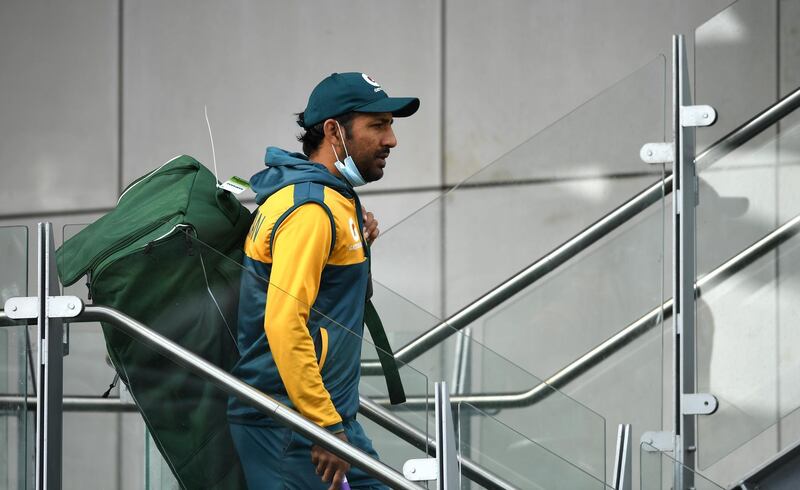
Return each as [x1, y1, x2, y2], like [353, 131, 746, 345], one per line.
[301, 72, 420, 128]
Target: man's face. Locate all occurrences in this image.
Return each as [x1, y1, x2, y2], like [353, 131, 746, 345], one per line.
[342, 112, 397, 182]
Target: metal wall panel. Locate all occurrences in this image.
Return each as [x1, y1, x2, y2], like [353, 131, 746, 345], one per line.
[443, 0, 733, 185]
[122, 0, 442, 192]
[0, 0, 119, 216]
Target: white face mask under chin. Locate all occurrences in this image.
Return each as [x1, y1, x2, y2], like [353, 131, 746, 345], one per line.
[331, 121, 367, 187]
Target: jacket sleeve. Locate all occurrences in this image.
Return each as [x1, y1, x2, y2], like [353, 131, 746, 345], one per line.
[265, 202, 343, 432]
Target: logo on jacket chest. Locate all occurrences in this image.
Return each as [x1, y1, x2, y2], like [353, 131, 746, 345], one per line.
[348, 217, 363, 251]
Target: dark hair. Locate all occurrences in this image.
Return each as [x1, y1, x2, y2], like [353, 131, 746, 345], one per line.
[296, 112, 356, 156]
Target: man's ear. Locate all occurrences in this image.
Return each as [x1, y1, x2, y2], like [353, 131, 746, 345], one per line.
[322, 119, 340, 144]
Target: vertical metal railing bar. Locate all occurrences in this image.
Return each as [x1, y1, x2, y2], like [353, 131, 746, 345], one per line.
[35, 223, 65, 490]
[674, 33, 702, 490]
[672, 33, 684, 490]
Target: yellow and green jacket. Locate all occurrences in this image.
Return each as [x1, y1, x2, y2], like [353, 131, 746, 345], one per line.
[228, 147, 370, 433]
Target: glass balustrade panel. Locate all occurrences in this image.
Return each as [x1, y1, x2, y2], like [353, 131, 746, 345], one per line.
[364, 57, 668, 487]
[368, 279, 608, 483]
[457, 402, 613, 490]
[0, 226, 31, 490]
[694, 0, 798, 155]
[693, 34, 800, 476]
[369, 55, 666, 330]
[477, 193, 669, 488]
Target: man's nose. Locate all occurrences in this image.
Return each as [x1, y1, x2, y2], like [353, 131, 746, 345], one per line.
[384, 127, 397, 148]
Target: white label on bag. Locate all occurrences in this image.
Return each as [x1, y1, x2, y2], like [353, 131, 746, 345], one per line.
[218, 176, 251, 195]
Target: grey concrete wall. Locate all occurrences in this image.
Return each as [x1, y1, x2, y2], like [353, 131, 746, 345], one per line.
[5, 0, 800, 489]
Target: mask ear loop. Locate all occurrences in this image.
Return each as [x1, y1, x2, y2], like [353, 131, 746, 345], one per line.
[331, 143, 342, 163]
[335, 121, 351, 158]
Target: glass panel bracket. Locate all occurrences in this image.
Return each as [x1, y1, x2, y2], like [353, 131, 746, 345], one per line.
[5, 296, 84, 322]
[680, 105, 717, 128]
[640, 142, 675, 164]
[641, 431, 675, 453]
[640, 106, 716, 165]
[682, 393, 718, 415]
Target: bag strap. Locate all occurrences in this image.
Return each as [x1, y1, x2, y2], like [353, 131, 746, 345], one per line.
[364, 300, 406, 405]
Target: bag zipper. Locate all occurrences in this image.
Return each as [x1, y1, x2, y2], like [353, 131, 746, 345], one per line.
[85, 216, 182, 296]
[116, 155, 191, 205]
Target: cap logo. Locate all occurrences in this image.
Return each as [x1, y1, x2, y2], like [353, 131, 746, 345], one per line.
[361, 73, 381, 88]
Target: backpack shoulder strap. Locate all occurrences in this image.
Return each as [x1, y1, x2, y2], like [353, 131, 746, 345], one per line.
[364, 300, 406, 405]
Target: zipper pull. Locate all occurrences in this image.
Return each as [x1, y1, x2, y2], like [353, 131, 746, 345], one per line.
[143, 241, 154, 255]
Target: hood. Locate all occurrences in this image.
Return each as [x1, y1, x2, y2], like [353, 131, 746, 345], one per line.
[250, 147, 353, 204]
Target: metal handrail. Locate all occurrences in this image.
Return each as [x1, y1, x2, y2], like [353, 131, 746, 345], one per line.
[0, 307, 520, 489]
[361, 83, 800, 376]
[5, 221, 795, 487]
[73, 305, 422, 490]
[0, 313, 24, 327]
[0, 393, 518, 489]
[0, 395, 136, 412]
[371, 213, 800, 409]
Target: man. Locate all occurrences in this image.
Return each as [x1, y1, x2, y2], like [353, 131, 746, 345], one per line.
[228, 72, 419, 490]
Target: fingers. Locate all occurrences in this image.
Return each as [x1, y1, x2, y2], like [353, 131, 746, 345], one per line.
[363, 211, 379, 243]
[311, 445, 350, 487]
[313, 433, 350, 488]
[311, 447, 320, 467]
[312, 446, 327, 476]
[321, 464, 336, 485]
[329, 469, 346, 490]
[319, 460, 349, 489]
[366, 226, 379, 244]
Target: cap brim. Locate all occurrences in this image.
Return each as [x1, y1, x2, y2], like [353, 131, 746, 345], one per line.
[356, 97, 420, 118]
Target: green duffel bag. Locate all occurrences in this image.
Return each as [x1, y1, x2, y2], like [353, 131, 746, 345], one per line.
[57, 155, 251, 489]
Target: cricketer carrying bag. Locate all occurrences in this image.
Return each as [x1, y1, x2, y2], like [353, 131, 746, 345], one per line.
[56, 155, 251, 489]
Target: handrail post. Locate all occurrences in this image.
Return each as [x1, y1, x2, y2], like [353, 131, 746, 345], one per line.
[35, 223, 64, 490]
[401, 381, 460, 489]
[3, 224, 84, 490]
[612, 424, 632, 490]
[672, 34, 719, 490]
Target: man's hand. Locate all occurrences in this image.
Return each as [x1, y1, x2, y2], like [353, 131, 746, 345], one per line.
[311, 432, 351, 490]
[362, 208, 379, 244]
